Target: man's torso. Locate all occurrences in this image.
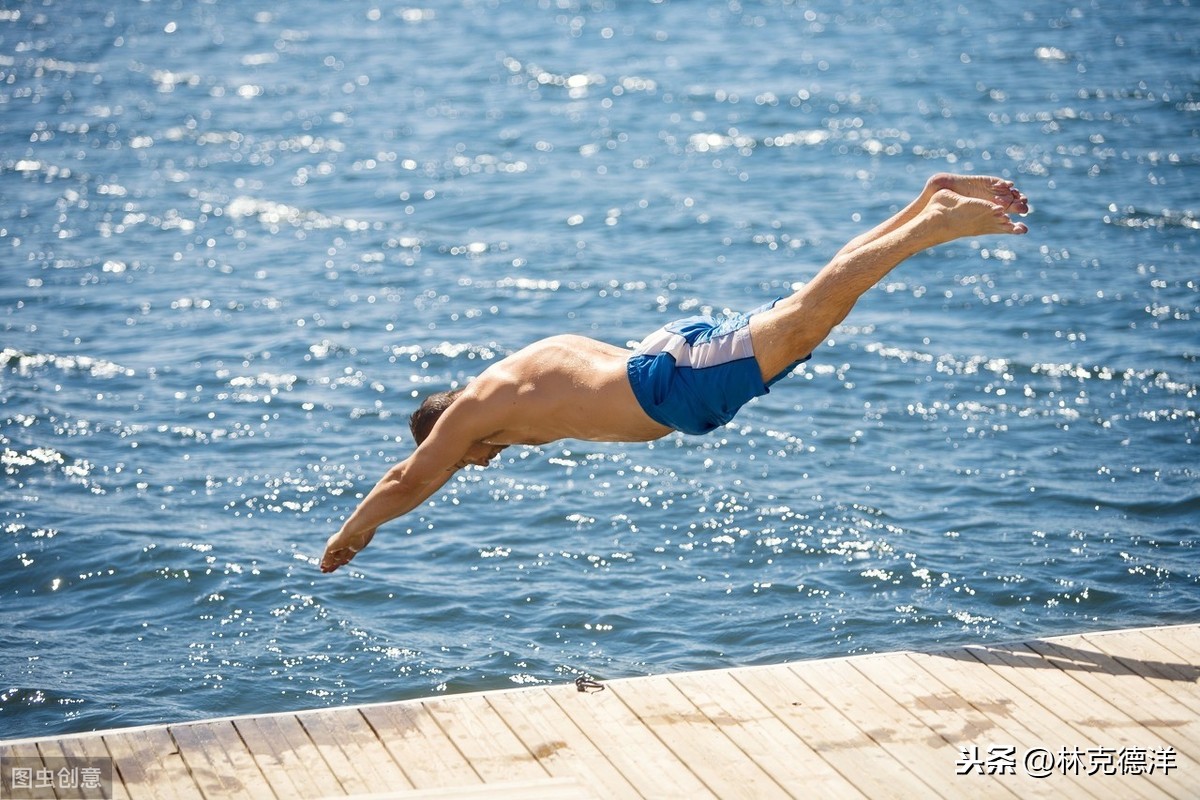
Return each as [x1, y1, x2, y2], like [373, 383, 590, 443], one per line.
[465, 335, 672, 445]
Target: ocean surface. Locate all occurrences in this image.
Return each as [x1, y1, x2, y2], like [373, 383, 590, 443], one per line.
[2, 0, 1197, 740]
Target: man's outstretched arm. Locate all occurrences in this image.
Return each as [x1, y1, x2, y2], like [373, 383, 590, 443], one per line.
[319, 451, 456, 573]
[319, 392, 504, 573]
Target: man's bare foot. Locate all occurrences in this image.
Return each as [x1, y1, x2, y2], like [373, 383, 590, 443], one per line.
[320, 526, 375, 573]
[832, 173, 1029, 260]
[922, 189, 1029, 240]
[927, 173, 1029, 216]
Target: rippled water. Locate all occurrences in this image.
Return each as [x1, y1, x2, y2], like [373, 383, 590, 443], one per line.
[2, 0, 1197, 739]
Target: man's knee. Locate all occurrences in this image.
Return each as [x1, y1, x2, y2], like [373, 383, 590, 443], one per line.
[749, 299, 832, 378]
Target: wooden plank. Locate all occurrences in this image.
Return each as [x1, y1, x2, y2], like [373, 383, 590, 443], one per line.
[963, 644, 1178, 800]
[421, 694, 548, 783]
[787, 656, 964, 799]
[3, 625, 1197, 799]
[387, 776, 597, 798]
[298, 707, 414, 795]
[971, 641, 1190, 756]
[360, 699, 482, 790]
[102, 726, 203, 800]
[938, 639, 1184, 800]
[1140, 625, 1200, 664]
[607, 673, 790, 799]
[0, 741, 42, 759]
[484, 686, 641, 798]
[1153, 622, 1198, 648]
[0, 738, 42, 758]
[1026, 639, 1200, 751]
[669, 668, 866, 798]
[1110, 627, 1200, 673]
[36, 735, 129, 800]
[853, 648, 1094, 800]
[732, 660, 936, 798]
[0, 740, 43, 761]
[234, 713, 344, 799]
[850, 647, 1005, 745]
[1035, 627, 1200, 691]
[1080, 630, 1200, 716]
[548, 680, 716, 798]
[904, 649, 1109, 800]
[0, 742, 48, 800]
[168, 719, 274, 800]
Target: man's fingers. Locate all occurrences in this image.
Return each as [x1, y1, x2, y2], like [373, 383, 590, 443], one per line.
[320, 547, 356, 572]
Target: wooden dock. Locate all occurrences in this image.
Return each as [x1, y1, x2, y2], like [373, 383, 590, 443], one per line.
[2, 624, 1197, 798]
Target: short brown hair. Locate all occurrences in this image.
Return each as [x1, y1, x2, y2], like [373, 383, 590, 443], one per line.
[409, 387, 464, 444]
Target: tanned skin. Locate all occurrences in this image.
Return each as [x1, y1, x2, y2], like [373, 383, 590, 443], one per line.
[321, 174, 1028, 573]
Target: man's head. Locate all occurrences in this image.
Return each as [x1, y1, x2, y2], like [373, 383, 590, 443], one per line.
[409, 387, 464, 445]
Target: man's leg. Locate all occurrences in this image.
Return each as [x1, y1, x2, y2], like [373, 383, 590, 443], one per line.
[749, 181, 1028, 380]
[834, 173, 1028, 259]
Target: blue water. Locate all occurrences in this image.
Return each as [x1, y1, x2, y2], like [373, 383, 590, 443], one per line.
[2, 0, 1197, 740]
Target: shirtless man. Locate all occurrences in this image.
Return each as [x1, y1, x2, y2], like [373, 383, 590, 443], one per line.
[320, 174, 1029, 573]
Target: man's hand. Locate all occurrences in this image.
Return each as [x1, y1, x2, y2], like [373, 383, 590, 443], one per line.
[320, 526, 376, 573]
[318, 389, 500, 574]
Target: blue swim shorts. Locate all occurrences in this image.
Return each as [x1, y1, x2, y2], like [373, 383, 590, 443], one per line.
[626, 299, 809, 435]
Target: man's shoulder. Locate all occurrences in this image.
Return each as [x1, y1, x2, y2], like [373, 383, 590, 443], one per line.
[467, 332, 628, 404]
[510, 334, 627, 372]
[473, 337, 579, 384]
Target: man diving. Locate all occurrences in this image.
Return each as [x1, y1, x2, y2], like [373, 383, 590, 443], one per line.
[320, 173, 1029, 573]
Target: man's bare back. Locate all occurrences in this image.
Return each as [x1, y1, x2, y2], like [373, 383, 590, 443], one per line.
[460, 335, 672, 447]
[320, 174, 1028, 573]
